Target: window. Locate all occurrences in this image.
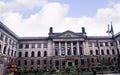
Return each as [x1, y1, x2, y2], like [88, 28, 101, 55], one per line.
[19, 44, 23, 49]
[25, 51, 28, 57]
[75, 59, 78, 65]
[31, 60, 34, 65]
[106, 49, 110, 55]
[55, 47, 59, 56]
[3, 46, 6, 54]
[110, 42, 114, 46]
[25, 44, 29, 48]
[89, 42, 92, 47]
[67, 47, 71, 55]
[96, 50, 99, 55]
[105, 42, 108, 46]
[91, 58, 94, 63]
[44, 60, 47, 64]
[37, 43, 41, 48]
[7, 48, 10, 55]
[14, 51, 16, 57]
[43, 43, 48, 48]
[73, 47, 77, 55]
[18, 52, 22, 57]
[101, 49, 104, 55]
[44, 51, 47, 57]
[61, 47, 65, 56]
[24, 60, 27, 65]
[94, 42, 98, 47]
[100, 42, 103, 47]
[11, 50, 13, 56]
[18, 60, 21, 66]
[31, 51, 34, 57]
[81, 59, 84, 65]
[62, 60, 65, 66]
[112, 49, 115, 55]
[90, 50, 93, 55]
[55, 60, 59, 66]
[37, 60, 40, 65]
[38, 51, 41, 57]
[31, 43, 35, 48]
[80, 47, 83, 55]
[55, 42, 59, 46]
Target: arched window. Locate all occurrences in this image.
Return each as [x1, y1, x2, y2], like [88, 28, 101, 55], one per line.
[11, 50, 13, 56]
[18, 52, 22, 57]
[31, 51, 34, 57]
[7, 48, 10, 55]
[44, 51, 47, 57]
[25, 51, 28, 57]
[3, 46, 6, 54]
[107, 49, 110, 55]
[38, 51, 41, 57]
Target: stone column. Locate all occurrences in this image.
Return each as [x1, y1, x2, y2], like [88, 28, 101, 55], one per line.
[65, 42, 67, 56]
[71, 41, 73, 55]
[59, 41, 61, 56]
[77, 41, 80, 55]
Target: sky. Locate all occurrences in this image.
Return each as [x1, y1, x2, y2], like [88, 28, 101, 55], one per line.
[0, 0, 120, 37]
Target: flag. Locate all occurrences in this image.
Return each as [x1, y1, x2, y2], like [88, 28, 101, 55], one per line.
[109, 23, 115, 40]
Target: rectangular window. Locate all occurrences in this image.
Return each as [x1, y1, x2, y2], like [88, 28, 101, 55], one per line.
[90, 50, 93, 55]
[31, 60, 34, 65]
[44, 60, 47, 64]
[61, 47, 65, 56]
[91, 58, 94, 63]
[81, 59, 84, 65]
[110, 42, 114, 46]
[37, 60, 40, 65]
[37, 43, 41, 48]
[25, 44, 29, 48]
[89, 42, 92, 47]
[44, 43, 48, 48]
[31, 43, 35, 48]
[75, 59, 78, 65]
[100, 42, 103, 47]
[19, 44, 23, 49]
[105, 42, 108, 46]
[55, 60, 59, 66]
[62, 60, 65, 66]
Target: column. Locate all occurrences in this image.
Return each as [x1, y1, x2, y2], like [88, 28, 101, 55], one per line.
[59, 41, 61, 56]
[53, 42, 55, 56]
[65, 42, 67, 56]
[71, 41, 73, 55]
[77, 41, 80, 55]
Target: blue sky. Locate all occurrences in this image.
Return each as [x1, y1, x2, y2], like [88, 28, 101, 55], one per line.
[49, 0, 108, 17]
[0, 0, 120, 36]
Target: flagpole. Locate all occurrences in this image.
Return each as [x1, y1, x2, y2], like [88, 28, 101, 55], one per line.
[109, 22, 120, 73]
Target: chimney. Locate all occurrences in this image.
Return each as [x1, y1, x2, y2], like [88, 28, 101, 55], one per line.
[49, 27, 53, 33]
[82, 27, 86, 33]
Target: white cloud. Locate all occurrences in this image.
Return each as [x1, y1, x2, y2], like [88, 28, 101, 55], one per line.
[0, 0, 120, 37]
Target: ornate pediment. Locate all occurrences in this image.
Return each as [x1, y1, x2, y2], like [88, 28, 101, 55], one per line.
[54, 30, 85, 38]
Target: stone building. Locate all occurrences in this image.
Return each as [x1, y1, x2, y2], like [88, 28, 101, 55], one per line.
[0, 21, 120, 70]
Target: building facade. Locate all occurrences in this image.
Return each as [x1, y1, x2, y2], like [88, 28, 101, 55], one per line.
[0, 21, 120, 70]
